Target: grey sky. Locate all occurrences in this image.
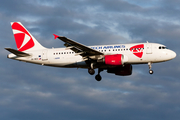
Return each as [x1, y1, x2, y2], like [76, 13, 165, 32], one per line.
[0, 0, 180, 120]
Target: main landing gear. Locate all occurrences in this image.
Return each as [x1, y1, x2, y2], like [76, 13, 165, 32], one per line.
[88, 63, 95, 75]
[88, 67, 103, 81]
[88, 68, 95, 75]
[148, 62, 153, 74]
[95, 68, 103, 81]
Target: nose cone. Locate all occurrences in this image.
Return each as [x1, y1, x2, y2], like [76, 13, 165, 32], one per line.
[171, 50, 176, 59]
[158, 49, 176, 62]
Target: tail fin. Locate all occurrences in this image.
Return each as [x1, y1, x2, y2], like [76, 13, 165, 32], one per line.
[11, 22, 46, 51]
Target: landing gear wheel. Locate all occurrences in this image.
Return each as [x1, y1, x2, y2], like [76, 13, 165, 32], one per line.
[149, 70, 153, 74]
[148, 62, 153, 75]
[95, 68, 103, 81]
[95, 74, 102, 81]
[88, 68, 95, 75]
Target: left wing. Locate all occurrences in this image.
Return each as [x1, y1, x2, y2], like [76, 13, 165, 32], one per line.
[53, 34, 103, 59]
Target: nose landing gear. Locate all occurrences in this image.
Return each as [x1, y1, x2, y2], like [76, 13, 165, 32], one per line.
[148, 62, 153, 74]
[149, 70, 153, 74]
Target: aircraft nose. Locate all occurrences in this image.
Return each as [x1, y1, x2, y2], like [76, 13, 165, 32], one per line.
[171, 50, 176, 59]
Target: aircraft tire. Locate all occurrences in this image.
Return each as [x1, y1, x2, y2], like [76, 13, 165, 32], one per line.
[88, 68, 95, 75]
[95, 74, 102, 81]
[149, 70, 153, 74]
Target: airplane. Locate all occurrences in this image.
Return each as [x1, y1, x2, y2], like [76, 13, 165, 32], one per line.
[5, 22, 176, 81]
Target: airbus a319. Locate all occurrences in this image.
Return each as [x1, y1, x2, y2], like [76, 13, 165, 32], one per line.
[5, 22, 176, 81]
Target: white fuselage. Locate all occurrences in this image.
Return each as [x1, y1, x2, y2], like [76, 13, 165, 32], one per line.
[8, 43, 176, 68]
[7, 22, 177, 81]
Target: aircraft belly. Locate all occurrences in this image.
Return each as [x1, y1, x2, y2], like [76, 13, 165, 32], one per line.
[47, 55, 87, 68]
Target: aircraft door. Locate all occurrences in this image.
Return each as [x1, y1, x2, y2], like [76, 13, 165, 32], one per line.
[146, 43, 152, 54]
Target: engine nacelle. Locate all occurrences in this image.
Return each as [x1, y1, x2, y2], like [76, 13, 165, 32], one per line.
[104, 54, 123, 66]
[107, 64, 132, 76]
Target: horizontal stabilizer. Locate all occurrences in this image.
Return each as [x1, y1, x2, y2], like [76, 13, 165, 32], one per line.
[5, 48, 31, 57]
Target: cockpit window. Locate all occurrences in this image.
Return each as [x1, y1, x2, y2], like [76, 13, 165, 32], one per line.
[159, 46, 168, 49]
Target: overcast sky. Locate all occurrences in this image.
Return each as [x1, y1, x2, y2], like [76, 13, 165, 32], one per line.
[1, 0, 180, 120]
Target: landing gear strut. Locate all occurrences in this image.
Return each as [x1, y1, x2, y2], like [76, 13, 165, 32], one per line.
[148, 62, 153, 74]
[95, 68, 103, 81]
[88, 63, 95, 75]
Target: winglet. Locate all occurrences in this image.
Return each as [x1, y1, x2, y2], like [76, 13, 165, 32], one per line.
[53, 34, 59, 39]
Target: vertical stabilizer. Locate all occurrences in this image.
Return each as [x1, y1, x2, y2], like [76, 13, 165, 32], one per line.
[11, 22, 46, 51]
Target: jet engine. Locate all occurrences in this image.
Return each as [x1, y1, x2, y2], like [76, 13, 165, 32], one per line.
[107, 64, 132, 76]
[104, 54, 123, 65]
